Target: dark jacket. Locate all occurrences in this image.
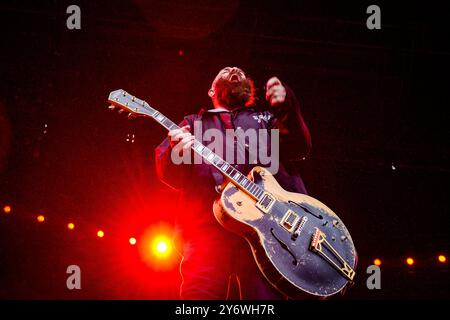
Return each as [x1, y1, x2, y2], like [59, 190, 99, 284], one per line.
[154, 86, 311, 298]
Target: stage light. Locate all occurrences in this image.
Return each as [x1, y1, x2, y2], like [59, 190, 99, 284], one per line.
[67, 222, 75, 230]
[438, 255, 446, 263]
[156, 241, 168, 253]
[374, 258, 382, 266]
[129, 237, 137, 245]
[152, 235, 171, 259]
[137, 223, 179, 271]
[37, 215, 45, 223]
[3, 205, 11, 214]
[97, 230, 104, 238]
[406, 257, 414, 266]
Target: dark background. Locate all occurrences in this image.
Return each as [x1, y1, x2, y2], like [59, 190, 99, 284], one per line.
[0, 0, 449, 299]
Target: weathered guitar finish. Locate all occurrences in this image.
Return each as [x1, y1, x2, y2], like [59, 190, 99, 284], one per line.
[107, 89, 357, 299]
[214, 167, 356, 298]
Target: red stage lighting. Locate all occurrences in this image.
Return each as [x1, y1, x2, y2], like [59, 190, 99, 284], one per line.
[37, 215, 45, 223]
[373, 258, 382, 266]
[152, 236, 171, 258]
[138, 223, 179, 271]
[129, 237, 137, 246]
[67, 222, 75, 230]
[438, 255, 447, 263]
[406, 257, 414, 266]
[97, 230, 105, 238]
[3, 205, 11, 214]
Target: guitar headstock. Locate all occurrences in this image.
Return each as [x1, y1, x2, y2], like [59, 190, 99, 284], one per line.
[107, 89, 156, 118]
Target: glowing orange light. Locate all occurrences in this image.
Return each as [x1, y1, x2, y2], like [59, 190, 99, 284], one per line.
[438, 255, 447, 263]
[152, 235, 172, 259]
[129, 237, 137, 245]
[406, 257, 414, 266]
[97, 230, 104, 238]
[3, 205, 11, 214]
[37, 215, 45, 223]
[67, 223, 75, 230]
[156, 241, 168, 253]
[374, 258, 382, 266]
[138, 224, 179, 271]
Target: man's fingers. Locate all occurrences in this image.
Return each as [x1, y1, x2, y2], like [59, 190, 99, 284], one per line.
[266, 86, 286, 103]
[169, 126, 194, 151]
[265, 77, 286, 106]
[172, 136, 194, 155]
[180, 125, 191, 132]
[180, 135, 195, 145]
[168, 129, 184, 138]
[172, 132, 192, 142]
[266, 84, 285, 98]
[266, 76, 281, 88]
[266, 77, 282, 90]
[168, 125, 191, 138]
[182, 139, 195, 151]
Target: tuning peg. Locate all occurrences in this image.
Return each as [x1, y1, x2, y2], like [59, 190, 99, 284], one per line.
[128, 113, 134, 119]
[118, 109, 124, 114]
[108, 105, 115, 110]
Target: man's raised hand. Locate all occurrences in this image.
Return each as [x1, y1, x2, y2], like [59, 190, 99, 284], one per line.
[266, 77, 286, 107]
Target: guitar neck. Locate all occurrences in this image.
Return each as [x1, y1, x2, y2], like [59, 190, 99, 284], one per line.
[151, 111, 265, 200]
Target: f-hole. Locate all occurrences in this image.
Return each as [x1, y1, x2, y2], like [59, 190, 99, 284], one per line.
[270, 228, 297, 266]
[289, 201, 323, 220]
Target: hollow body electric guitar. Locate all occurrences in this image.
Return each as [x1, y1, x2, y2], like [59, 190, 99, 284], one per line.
[108, 89, 357, 298]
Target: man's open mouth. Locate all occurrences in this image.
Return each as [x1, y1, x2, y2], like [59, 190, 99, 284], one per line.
[229, 74, 240, 82]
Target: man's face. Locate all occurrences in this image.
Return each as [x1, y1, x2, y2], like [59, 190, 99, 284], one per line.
[213, 67, 247, 84]
[210, 67, 255, 109]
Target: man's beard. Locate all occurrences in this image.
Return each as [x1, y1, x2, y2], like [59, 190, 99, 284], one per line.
[213, 78, 256, 109]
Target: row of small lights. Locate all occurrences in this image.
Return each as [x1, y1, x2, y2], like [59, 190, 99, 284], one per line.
[372, 256, 447, 267]
[2, 205, 446, 265]
[2, 205, 138, 246]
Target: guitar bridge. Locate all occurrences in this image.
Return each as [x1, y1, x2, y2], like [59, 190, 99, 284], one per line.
[255, 192, 275, 214]
[310, 228, 355, 281]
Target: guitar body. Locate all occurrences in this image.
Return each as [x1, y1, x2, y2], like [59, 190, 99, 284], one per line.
[213, 166, 357, 299]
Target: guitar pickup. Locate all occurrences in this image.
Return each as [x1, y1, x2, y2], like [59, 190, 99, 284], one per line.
[292, 216, 308, 240]
[255, 192, 275, 214]
[280, 210, 300, 233]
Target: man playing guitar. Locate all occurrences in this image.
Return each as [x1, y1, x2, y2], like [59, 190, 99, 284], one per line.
[155, 67, 312, 299]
